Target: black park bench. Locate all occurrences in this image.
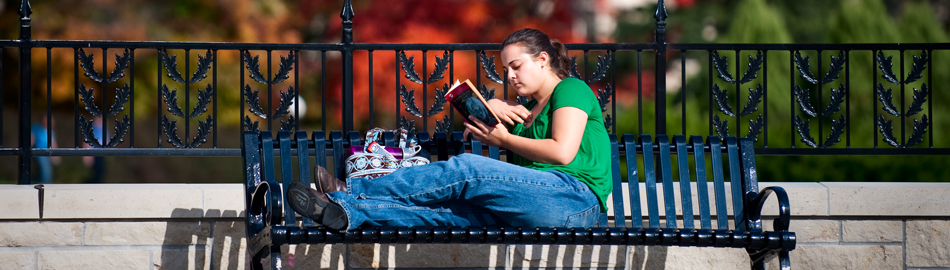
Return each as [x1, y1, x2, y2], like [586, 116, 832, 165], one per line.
[241, 130, 796, 270]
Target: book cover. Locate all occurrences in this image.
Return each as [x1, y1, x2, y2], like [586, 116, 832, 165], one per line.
[444, 79, 501, 127]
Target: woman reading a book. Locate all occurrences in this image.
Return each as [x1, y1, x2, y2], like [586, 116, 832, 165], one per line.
[287, 28, 611, 231]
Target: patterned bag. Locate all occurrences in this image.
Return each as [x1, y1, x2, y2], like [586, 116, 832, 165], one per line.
[345, 128, 429, 180]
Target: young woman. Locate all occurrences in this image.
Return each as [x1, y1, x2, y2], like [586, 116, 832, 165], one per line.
[287, 28, 612, 231]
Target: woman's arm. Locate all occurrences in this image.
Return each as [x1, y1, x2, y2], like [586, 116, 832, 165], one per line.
[464, 106, 587, 165]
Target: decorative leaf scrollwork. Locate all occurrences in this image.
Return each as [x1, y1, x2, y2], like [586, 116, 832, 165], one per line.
[587, 52, 612, 83]
[739, 84, 763, 117]
[794, 51, 818, 84]
[516, 96, 530, 105]
[427, 51, 450, 84]
[822, 115, 846, 148]
[398, 51, 423, 84]
[907, 115, 929, 148]
[435, 115, 451, 133]
[243, 50, 268, 85]
[428, 84, 448, 117]
[478, 84, 495, 100]
[821, 51, 846, 84]
[271, 51, 296, 85]
[478, 51, 504, 84]
[793, 85, 818, 118]
[189, 50, 214, 84]
[162, 85, 184, 118]
[876, 51, 900, 85]
[272, 86, 296, 119]
[568, 56, 581, 79]
[161, 115, 213, 148]
[77, 49, 101, 83]
[711, 51, 734, 83]
[398, 85, 423, 117]
[280, 115, 296, 132]
[745, 114, 764, 142]
[822, 84, 846, 117]
[876, 115, 899, 147]
[711, 84, 735, 117]
[160, 49, 186, 84]
[596, 84, 613, 113]
[79, 114, 130, 148]
[190, 85, 214, 119]
[243, 85, 268, 119]
[906, 84, 929, 117]
[77, 48, 131, 84]
[106, 83, 131, 118]
[604, 114, 614, 131]
[78, 84, 101, 117]
[904, 51, 929, 85]
[876, 83, 900, 117]
[398, 116, 417, 142]
[712, 115, 729, 138]
[793, 116, 817, 148]
[737, 51, 763, 84]
[244, 115, 260, 132]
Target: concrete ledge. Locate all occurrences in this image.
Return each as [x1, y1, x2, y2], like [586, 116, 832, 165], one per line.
[4, 182, 950, 219]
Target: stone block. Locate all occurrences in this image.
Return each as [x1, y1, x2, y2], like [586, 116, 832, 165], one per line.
[154, 247, 212, 270]
[763, 219, 839, 242]
[842, 220, 903, 242]
[348, 244, 503, 269]
[42, 184, 204, 219]
[0, 222, 82, 246]
[85, 221, 210, 246]
[38, 250, 150, 270]
[772, 244, 902, 270]
[0, 251, 34, 270]
[197, 184, 245, 217]
[513, 245, 626, 268]
[826, 182, 950, 216]
[0, 185, 39, 219]
[212, 221, 250, 270]
[628, 246, 749, 269]
[906, 220, 950, 267]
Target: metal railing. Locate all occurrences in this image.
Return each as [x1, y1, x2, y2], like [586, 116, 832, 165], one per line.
[3, 0, 949, 184]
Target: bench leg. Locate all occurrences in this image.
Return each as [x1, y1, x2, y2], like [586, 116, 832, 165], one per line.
[748, 249, 791, 270]
[270, 245, 284, 270]
[250, 251, 264, 270]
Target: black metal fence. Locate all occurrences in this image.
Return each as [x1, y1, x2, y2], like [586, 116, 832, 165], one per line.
[3, 0, 950, 184]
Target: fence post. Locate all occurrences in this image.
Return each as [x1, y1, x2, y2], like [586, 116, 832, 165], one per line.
[340, 0, 355, 133]
[18, 0, 33, 185]
[654, 0, 667, 135]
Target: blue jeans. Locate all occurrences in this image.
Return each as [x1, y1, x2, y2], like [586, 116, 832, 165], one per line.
[326, 153, 601, 231]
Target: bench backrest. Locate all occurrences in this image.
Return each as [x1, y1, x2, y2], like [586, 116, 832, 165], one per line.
[241, 131, 762, 233]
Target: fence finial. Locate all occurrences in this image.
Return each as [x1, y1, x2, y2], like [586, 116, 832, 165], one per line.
[341, 0, 355, 23]
[18, 0, 32, 19]
[654, 0, 667, 23]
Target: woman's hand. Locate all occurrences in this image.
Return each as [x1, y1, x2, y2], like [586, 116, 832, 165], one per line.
[463, 116, 510, 147]
[487, 98, 531, 126]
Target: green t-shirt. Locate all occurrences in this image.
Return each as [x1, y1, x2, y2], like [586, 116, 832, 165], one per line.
[510, 77, 612, 211]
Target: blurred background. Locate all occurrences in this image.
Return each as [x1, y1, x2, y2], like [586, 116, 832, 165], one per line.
[1, 0, 949, 184]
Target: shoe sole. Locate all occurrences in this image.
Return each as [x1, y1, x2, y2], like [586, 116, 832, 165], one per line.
[287, 181, 348, 231]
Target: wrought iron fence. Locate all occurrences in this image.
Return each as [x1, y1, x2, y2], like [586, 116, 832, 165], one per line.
[2, 0, 949, 184]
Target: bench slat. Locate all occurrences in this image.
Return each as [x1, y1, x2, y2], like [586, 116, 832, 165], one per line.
[708, 136, 729, 230]
[622, 134, 643, 228]
[296, 131, 315, 227]
[331, 131, 346, 180]
[609, 135, 626, 227]
[640, 135, 661, 229]
[656, 135, 677, 228]
[690, 135, 713, 230]
[740, 138, 764, 233]
[726, 137, 746, 231]
[278, 131, 296, 227]
[674, 135, 694, 229]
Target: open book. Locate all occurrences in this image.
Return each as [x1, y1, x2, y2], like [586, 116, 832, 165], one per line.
[444, 79, 501, 126]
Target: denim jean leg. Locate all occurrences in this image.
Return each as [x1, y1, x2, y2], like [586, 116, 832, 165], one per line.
[329, 153, 601, 230]
[326, 192, 500, 230]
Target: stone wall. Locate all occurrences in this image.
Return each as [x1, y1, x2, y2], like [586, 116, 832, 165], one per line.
[1, 183, 948, 269]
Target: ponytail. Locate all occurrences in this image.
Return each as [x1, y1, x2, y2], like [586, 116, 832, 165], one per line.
[549, 39, 571, 79]
[501, 28, 571, 79]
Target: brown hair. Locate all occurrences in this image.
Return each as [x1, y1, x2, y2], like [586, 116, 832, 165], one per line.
[501, 28, 571, 79]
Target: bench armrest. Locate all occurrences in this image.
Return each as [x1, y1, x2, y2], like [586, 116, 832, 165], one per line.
[749, 186, 790, 232]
